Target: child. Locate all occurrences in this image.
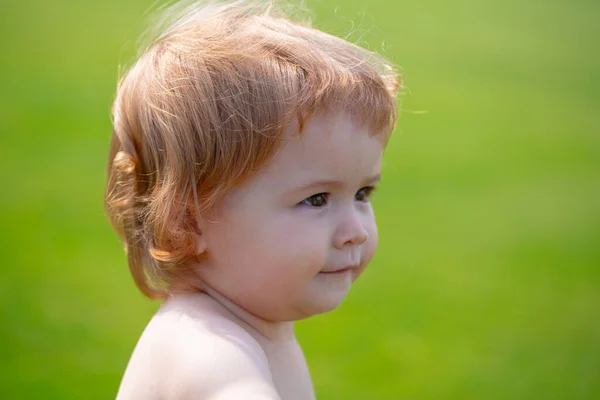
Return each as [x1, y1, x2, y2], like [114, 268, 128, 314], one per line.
[105, 1, 400, 398]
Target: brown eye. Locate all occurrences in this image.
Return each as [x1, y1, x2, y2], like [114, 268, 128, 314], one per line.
[301, 193, 328, 207]
[355, 186, 375, 202]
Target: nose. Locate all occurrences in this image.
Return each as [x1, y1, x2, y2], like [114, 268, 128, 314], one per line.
[333, 209, 369, 249]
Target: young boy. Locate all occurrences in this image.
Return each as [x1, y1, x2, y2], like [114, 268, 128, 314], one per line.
[105, 1, 400, 398]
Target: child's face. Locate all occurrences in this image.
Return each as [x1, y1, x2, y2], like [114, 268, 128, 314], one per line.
[197, 112, 385, 321]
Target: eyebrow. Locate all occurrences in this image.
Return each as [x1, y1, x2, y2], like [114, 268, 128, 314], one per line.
[290, 173, 381, 194]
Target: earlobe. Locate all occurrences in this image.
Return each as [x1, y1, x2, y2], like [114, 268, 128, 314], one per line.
[187, 205, 208, 256]
[194, 231, 207, 255]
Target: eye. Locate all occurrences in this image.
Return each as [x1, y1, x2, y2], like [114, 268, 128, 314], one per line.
[355, 186, 375, 202]
[301, 193, 329, 207]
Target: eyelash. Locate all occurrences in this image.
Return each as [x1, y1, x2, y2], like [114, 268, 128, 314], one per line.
[300, 186, 376, 208]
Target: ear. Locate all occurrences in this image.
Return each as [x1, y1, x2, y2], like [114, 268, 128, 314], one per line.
[194, 233, 207, 255]
[187, 205, 207, 256]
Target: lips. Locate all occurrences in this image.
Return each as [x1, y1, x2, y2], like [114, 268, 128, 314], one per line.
[320, 266, 355, 274]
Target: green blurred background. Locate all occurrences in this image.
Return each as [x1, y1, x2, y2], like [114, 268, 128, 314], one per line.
[1, 0, 599, 398]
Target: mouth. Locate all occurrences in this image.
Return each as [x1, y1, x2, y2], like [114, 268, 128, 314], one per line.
[319, 266, 354, 274]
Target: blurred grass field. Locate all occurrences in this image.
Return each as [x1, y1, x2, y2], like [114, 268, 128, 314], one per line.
[1, 0, 599, 398]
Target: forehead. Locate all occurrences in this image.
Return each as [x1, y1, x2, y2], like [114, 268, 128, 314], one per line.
[258, 112, 385, 187]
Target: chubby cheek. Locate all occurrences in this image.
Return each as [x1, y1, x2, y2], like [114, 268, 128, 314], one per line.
[355, 216, 379, 278]
[264, 214, 329, 277]
[213, 210, 328, 282]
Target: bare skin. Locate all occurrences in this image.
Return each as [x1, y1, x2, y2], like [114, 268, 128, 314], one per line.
[116, 112, 384, 399]
[117, 291, 313, 400]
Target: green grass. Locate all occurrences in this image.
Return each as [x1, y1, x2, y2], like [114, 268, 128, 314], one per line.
[1, 0, 599, 398]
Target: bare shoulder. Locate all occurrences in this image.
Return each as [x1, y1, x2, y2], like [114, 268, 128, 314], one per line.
[116, 294, 280, 400]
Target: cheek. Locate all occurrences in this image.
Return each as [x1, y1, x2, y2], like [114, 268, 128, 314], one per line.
[211, 210, 329, 274]
[361, 213, 379, 266]
[264, 213, 330, 270]
[367, 224, 379, 259]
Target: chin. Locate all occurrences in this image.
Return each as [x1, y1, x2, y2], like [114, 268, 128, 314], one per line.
[295, 300, 344, 320]
[296, 284, 351, 318]
[314, 296, 346, 315]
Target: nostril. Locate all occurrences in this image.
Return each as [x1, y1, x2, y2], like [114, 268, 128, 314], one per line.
[344, 228, 368, 247]
[333, 211, 371, 249]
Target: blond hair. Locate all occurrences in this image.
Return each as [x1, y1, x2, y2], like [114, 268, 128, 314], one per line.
[105, 0, 401, 298]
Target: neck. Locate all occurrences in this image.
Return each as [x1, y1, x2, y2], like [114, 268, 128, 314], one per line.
[199, 283, 296, 343]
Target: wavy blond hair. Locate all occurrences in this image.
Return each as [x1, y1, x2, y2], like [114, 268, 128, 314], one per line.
[105, 0, 401, 298]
